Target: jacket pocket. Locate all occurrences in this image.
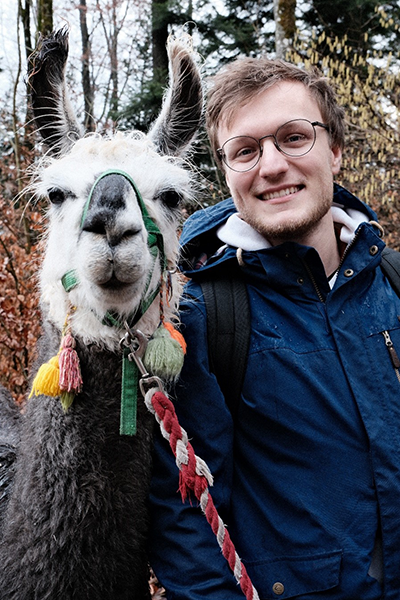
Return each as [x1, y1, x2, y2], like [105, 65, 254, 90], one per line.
[245, 550, 342, 599]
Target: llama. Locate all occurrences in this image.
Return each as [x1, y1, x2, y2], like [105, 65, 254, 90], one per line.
[0, 388, 20, 535]
[0, 28, 203, 599]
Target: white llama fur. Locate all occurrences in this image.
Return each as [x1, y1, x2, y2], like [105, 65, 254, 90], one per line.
[35, 132, 190, 350]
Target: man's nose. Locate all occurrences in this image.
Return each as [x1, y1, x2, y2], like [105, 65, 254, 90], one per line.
[258, 137, 290, 177]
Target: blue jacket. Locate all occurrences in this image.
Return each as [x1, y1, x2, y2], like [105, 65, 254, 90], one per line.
[149, 185, 400, 599]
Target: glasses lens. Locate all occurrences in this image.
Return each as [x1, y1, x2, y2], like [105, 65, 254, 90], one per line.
[276, 119, 316, 157]
[222, 136, 260, 172]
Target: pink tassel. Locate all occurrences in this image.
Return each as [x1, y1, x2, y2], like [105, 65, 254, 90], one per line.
[58, 333, 83, 394]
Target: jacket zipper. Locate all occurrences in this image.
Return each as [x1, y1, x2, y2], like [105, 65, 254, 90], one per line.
[334, 229, 362, 276]
[301, 229, 364, 304]
[302, 260, 325, 303]
[382, 330, 400, 383]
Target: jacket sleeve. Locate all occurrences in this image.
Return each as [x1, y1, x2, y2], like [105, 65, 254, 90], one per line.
[148, 285, 245, 599]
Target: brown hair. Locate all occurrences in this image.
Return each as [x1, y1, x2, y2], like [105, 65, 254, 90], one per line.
[206, 57, 346, 163]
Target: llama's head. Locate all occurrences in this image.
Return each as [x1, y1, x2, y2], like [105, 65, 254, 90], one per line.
[28, 28, 203, 350]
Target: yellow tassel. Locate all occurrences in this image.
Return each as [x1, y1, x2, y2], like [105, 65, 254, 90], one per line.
[29, 355, 62, 398]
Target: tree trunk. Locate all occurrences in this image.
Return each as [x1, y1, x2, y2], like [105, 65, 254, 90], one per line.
[37, 0, 53, 37]
[78, 0, 96, 132]
[19, 0, 33, 61]
[274, 0, 296, 59]
[19, 0, 34, 148]
[15, 1, 33, 251]
[151, 0, 169, 84]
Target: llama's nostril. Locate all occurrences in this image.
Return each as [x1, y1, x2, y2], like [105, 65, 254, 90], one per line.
[82, 207, 142, 245]
[122, 228, 142, 240]
[107, 227, 142, 248]
[81, 210, 110, 235]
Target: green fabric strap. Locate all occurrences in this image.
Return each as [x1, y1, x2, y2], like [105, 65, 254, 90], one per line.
[120, 347, 138, 436]
[102, 272, 161, 329]
[61, 270, 79, 292]
[61, 169, 169, 438]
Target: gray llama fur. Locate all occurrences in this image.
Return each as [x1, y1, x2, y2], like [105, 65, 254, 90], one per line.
[0, 321, 153, 599]
[0, 27, 202, 600]
[0, 388, 20, 535]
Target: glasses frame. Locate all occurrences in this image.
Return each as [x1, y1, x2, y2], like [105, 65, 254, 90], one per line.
[217, 119, 330, 173]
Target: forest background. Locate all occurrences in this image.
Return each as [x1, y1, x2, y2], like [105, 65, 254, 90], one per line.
[0, 0, 400, 404]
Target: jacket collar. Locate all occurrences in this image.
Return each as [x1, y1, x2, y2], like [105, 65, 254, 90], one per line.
[179, 184, 379, 276]
[217, 204, 369, 252]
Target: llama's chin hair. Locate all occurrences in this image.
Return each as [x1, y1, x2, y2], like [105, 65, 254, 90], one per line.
[72, 284, 143, 321]
[40, 264, 168, 349]
[40, 281, 70, 326]
[70, 309, 126, 350]
[39, 283, 142, 351]
[87, 281, 144, 308]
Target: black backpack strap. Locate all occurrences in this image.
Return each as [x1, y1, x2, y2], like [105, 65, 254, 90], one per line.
[201, 270, 250, 420]
[381, 247, 400, 298]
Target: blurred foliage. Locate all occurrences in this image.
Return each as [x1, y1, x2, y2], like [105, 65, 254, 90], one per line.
[302, 0, 400, 56]
[194, 0, 275, 61]
[287, 6, 400, 247]
[0, 114, 43, 402]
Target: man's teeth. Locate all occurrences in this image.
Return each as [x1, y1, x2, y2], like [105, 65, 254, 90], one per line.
[263, 186, 299, 201]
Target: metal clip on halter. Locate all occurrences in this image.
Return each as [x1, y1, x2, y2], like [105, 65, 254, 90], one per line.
[120, 322, 165, 396]
[120, 325, 149, 377]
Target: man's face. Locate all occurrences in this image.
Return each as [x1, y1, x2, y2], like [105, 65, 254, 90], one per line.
[217, 81, 342, 246]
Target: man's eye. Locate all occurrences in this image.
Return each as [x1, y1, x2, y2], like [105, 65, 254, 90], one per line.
[237, 147, 256, 157]
[234, 145, 259, 161]
[286, 133, 307, 144]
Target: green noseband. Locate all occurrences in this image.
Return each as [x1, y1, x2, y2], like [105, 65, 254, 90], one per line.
[62, 169, 167, 328]
[80, 169, 166, 270]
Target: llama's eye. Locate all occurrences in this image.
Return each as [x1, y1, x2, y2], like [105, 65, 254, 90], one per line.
[48, 188, 66, 205]
[158, 190, 183, 209]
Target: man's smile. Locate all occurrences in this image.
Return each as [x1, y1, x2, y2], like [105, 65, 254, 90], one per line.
[257, 184, 304, 202]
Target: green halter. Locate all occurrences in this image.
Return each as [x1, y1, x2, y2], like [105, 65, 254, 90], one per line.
[60, 170, 170, 437]
[61, 169, 167, 328]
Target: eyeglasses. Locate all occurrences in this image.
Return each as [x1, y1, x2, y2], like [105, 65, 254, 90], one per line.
[217, 119, 329, 172]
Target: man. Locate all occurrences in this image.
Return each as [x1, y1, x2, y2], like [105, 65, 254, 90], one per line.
[149, 57, 400, 599]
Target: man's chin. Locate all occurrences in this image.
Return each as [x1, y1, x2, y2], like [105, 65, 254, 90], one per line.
[240, 201, 332, 246]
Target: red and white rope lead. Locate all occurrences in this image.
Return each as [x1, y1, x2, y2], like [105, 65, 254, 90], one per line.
[144, 387, 260, 600]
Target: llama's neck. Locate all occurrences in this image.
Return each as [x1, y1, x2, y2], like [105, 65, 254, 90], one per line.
[0, 319, 154, 599]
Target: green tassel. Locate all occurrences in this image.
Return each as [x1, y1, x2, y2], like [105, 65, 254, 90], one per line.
[143, 325, 185, 379]
[60, 391, 75, 412]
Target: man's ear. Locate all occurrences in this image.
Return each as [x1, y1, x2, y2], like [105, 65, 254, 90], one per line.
[331, 146, 342, 175]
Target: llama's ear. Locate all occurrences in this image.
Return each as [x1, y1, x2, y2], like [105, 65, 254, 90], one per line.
[149, 35, 203, 157]
[28, 27, 83, 157]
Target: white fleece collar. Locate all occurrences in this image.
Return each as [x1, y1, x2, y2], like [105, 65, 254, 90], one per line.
[217, 204, 369, 251]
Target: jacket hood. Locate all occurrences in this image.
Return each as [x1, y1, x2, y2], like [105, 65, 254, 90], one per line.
[179, 183, 379, 276]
